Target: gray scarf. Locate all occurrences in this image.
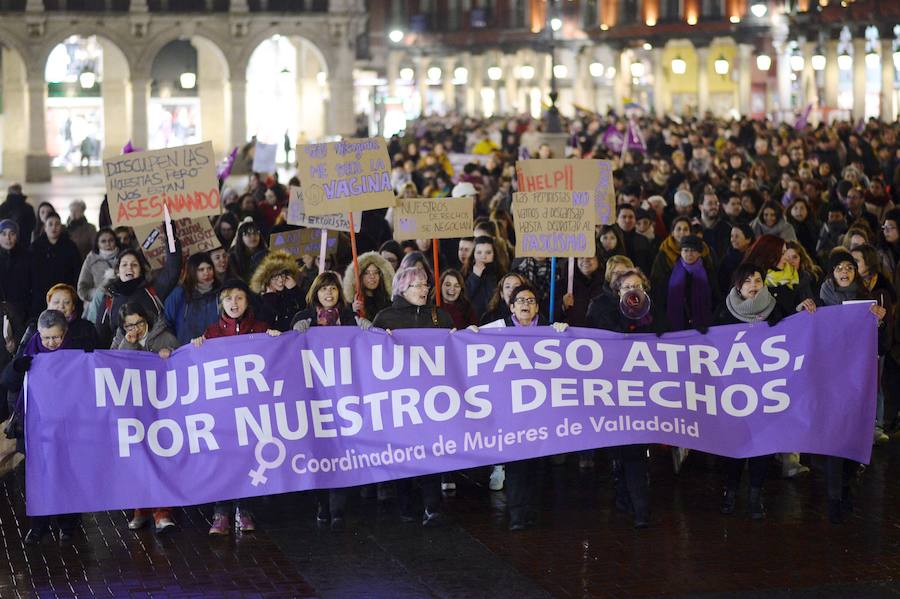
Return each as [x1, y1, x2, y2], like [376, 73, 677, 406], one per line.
[819, 278, 860, 306]
[725, 286, 777, 323]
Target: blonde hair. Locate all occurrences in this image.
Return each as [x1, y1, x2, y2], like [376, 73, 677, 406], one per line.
[604, 255, 635, 283]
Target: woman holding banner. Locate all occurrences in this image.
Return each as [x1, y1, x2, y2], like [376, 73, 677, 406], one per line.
[291, 271, 373, 530]
[586, 269, 654, 528]
[714, 263, 789, 519]
[480, 272, 528, 326]
[372, 266, 454, 527]
[472, 283, 568, 530]
[111, 302, 179, 533]
[251, 250, 307, 332]
[819, 250, 887, 523]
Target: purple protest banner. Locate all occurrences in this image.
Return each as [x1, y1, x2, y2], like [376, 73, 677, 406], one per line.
[25, 305, 876, 516]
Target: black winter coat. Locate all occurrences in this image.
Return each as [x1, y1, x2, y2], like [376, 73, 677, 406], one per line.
[258, 287, 307, 332]
[466, 264, 499, 319]
[371, 297, 454, 330]
[289, 307, 359, 329]
[0, 194, 36, 250]
[0, 246, 31, 321]
[586, 291, 659, 334]
[29, 233, 82, 316]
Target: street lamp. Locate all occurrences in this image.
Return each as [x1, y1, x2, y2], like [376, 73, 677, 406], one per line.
[426, 67, 442, 83]
[630, 61, 645, 78]
[837, 51, 852, 70]
[714, 55, 730, 76]
[671, 56, 686, 75]
[389, 29, 404, 43]
[865, 46, 879, 69]
[894, 47, 900, 70]
[553, 64, 568, 78]
[589, 62, 604, 77]
[79, 69, 96, 89]
[487, 66, 502, 80]
[811, 51, 826, 71]
[750, 2, 767, 18]
[519, 65, 535, 80]
[399, 67, 414, 81]
[789, 53, 805, 71]
[453, 67, 468, 84]
[756, 54, 772, 71]
[550, 17, 562, 31]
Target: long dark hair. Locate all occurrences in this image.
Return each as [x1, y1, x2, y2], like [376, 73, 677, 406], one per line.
[92, 227, 120, 254]
[306, 271, 347, 310]
[743, 235, 785, 271]
[230, 219, 267, 279]
[182, 252, 217, 297]
[439, 269, 473, 312]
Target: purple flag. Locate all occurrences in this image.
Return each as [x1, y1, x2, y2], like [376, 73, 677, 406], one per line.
[25, 305, 876, 515]
[602, 125, 625, 153]
[122, 140, 135, 154]
[217, 146, 239, 180]
[626, 121, 647, 153]
[795, 103, 813, 130]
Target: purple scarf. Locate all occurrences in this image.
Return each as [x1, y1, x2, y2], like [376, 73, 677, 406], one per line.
[23, 330, 74, 357]
[666, 258, 712, 331]
[511, 314, 539, 327]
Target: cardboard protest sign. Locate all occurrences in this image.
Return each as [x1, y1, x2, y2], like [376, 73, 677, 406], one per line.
[135, 216, 219, 271]
[286, 186, 360, 232]
[393, 198, 473, 241]
[269, 229, 338, 259]
[512, 191, 597, 258]
[516, 159, 615, 225]
[252, 142, 277, 174]
[296, 138, 395, 216]
[104, 141, 220, 228]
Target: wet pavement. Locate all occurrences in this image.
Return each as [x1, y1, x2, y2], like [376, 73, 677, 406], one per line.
[2, 442, 900, 598]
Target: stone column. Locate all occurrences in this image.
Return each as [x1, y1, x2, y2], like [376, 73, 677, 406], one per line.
[824, 38, 839, 109]
[386, 50, 401, 98]
[852, 37, 867, 121]
[801, 39, 818, 109]
[503, 54, 518, 114]
[652, 48, 666, 117]
[468, 53, 483, 117]
[230, 77, 247, 148]
[98, 38, 132, 158]
[129, 77, 150, 152]
[25, 77, 51, 182]
[1, 49, 28, 182]
[614, 48, 630, 113]
[415, 56, 429, 117]
[442, 56, 456, 114]
[296, 38, 325, 140]
[880, 37, 895, 122]
[697, 46, 709, 116]
[196, 39, 230, 154]
[774, 41, 792, 114]
[737, 43, 753, 116]
[327, 44, 356, 136]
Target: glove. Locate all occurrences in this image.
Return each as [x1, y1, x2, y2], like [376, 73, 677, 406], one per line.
[12, 356, 33, 373]
[356, 317, 373, 331]
[293, 319, 312, 333]
[695, 325, 709, 335]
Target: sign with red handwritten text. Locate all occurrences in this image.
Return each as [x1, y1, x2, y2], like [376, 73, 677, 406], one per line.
[134, 216, 219, 272]
[297, 138, 395, 216]
[104, 141, 220, 228]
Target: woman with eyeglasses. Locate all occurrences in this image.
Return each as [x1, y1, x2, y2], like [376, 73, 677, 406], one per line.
[109, 302, 179, 534]
[472, 283, 568, 530]
[291, 271, 372, 530]
[2, 310, 81, 544]
[586, 268, 654, 528]
[250, 250, 307, 332]
[372, 267, 454, 527]
[713, 263, 790, 520]
[342, 251, 395, 320]
[819, 250, 887, 523]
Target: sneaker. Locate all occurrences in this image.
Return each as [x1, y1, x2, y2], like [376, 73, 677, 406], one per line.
[208, 513, 231, 536]
[128, 509, 152, 530]
[781, 453, 809, 478]
[154, 509, 175, 533]
[24, 527, 48, 545]
[441, 481, 457, 492]
[489, 465, 505, 491]
[874, 428, 889, 445]
[671, 447, 690, 474]
[237, 510, 255, 533]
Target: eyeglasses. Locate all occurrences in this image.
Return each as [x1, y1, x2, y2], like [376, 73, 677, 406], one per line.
[40, 335, 64, 344]
[621, 284, 645, 292]
[833, 264, 855, 273]
[408, 283, 429, 290]
[123, 319, 147, 332]
[514, 297, 537, 306]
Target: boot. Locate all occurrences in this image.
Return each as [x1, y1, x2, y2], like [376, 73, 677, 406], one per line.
[748, 487, 765, 520]
[720, 487, 737, 515]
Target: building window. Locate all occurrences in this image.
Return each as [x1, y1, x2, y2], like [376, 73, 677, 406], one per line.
[510, 0, 528, 28]
[622, 0, 640, 23]
[660, 0, 681, 21]
[582, 0, 600, 27]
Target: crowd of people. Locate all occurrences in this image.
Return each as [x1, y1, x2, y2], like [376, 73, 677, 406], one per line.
[1, 109, 898, 544]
